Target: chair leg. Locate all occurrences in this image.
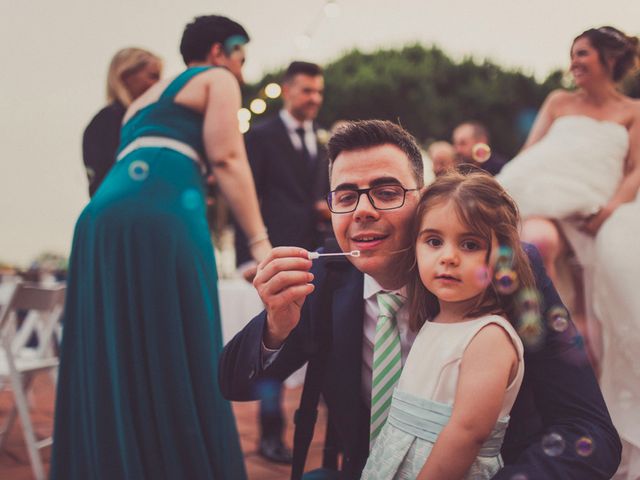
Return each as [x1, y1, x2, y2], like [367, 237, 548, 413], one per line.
[8, 372, 45, 480]
[0, 405, 18, 449]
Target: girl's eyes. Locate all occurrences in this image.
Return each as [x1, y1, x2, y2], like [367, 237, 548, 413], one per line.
[461, 240, 481, 251]
[425, 237, 442, 247]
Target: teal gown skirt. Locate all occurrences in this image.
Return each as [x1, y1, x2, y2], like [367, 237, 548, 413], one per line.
[50, 147, 247, 479]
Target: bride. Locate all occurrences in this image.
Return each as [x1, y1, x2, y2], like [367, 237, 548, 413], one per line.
[497, 26, 640, 479]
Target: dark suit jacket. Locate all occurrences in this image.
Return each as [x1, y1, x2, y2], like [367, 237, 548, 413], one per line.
[219, 244, 621, 479]
[82, 101, 126, 197]
[235, 115, 330, 265]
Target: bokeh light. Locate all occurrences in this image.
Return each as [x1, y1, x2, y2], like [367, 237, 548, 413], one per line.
[239, 120, 250, 134]
[264, 83, 282, 99]
[250, 98, 267, 114]
[237, 108, 251, 122]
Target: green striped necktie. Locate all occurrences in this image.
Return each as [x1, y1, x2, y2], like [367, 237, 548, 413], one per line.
[370, 291, 405, 446]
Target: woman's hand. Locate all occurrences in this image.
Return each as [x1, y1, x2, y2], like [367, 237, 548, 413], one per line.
[579, 207, 611, 236]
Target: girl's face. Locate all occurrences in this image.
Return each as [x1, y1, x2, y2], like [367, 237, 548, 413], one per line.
[415, 200, 498, 317]
[570, 37, 611, 87]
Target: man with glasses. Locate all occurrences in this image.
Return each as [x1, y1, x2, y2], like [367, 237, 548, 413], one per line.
[220, 120, 620, 479]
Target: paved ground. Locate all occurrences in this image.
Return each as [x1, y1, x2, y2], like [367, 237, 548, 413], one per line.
[0, 374, 327, 479]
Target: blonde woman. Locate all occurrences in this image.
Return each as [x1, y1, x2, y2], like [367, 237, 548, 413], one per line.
[83, 47, 162, 196]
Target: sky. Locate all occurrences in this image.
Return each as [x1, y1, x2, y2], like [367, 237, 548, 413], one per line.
[1, 0, 638, 267]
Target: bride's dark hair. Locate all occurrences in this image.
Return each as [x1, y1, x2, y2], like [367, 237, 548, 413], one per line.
[575, 26, 640, 82]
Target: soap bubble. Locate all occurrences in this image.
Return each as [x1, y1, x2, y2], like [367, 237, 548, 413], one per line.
[541, 432, 565, 457]
[495, 268, 519, 295]
[547, 306, 570, 333]
[472, 142, 491, 163]
[181, 189, 202, 211]
[575, 436, 595, 457]
[128, 160, 149, 181]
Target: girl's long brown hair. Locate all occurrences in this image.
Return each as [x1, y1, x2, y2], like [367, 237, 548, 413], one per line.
[407, 170, 536, 331]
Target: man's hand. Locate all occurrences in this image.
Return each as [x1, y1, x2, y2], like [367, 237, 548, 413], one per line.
[253, 247, 315, 349]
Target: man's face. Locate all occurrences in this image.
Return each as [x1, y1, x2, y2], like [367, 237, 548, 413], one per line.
[330, 144, 421, 289]
[282, 74, 324, 122]
[452, 125, 477, 162]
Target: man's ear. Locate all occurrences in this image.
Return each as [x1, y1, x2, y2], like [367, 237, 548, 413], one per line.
[206, 43, 225, 64]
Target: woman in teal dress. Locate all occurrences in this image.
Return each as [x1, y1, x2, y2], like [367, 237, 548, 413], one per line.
[51, 16, 271, 479]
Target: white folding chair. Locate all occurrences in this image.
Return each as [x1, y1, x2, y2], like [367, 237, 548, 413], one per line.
[0, 281, 65, 480]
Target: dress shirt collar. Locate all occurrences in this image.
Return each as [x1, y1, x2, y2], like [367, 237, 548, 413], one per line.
[363, 274, 407, 300]
[280, 109, 313, 134]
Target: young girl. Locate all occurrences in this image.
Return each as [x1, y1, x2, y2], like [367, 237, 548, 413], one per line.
[361, 171, 536, 479]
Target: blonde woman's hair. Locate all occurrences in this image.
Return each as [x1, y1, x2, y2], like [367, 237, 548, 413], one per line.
[106, 47, 162, 107]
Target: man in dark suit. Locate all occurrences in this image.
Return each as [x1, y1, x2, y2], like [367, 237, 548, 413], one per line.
[452, 121, 509, 176]
[234, 61, 330, 464]
[221, 120, 621, 479]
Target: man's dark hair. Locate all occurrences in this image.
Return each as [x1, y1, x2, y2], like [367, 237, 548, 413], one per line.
[457, 120, 490, 143]
[327, 120, 424, 187]
[283, 61, 323, 83]
[180, 15, 249, 65]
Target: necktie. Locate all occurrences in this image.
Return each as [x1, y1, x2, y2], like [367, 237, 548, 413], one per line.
[370, 291, 405, 445]
[295, 127, 312, 165]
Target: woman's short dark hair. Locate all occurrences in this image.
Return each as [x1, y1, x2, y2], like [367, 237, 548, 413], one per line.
[575, 26, 640, 82]
[180, 15, 249, 65]
[327, 120, 424, 187]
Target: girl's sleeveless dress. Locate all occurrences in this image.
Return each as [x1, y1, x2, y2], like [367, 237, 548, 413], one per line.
[361, 315, 524, 480]
[50, 67, 247, 479]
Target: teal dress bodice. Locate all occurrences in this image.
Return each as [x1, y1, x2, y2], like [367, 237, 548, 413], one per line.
[51, 67, 247, 480]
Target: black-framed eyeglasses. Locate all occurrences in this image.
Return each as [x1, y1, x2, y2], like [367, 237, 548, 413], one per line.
[326, 184, 419, 214]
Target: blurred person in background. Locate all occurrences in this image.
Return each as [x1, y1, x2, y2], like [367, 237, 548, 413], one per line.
[452, 120, 508, 176]
[233, 60, 329, 464]
[82, 48, 162, 197]
[498, 26, 640, 479]
[426, 140, 456, 177]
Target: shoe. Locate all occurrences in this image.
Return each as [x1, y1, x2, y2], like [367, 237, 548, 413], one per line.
[258, 437, 293, 464]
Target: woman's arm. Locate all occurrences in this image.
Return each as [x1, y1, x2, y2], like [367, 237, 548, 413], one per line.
[202, 68, 271, 262]
[417, 324, 518, 480]
[521, 90, 565, 150]
[583, 107, 640, 234]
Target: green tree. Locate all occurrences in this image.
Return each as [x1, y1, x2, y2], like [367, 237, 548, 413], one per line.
[243, 44, 563, 157]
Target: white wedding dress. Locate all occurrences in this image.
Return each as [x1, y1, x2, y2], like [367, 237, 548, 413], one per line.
[498, 115, 639, 478]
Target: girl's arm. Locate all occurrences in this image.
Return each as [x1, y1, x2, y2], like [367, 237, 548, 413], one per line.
[417, 324, 518, 480]
[583, 106, 640, 234]
[521, 90, 565, 150]
[202, 68, 272, 262]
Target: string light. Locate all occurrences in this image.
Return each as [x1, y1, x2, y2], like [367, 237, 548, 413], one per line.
[249, 98, 267, 114]
[237, 108, 251, 122]
[239, 120, 250, 133]
[264, 83, 282, 99]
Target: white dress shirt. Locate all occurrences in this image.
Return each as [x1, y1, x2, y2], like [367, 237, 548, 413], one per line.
[279, 109, 318, 158]
[362, 274, 417, 407]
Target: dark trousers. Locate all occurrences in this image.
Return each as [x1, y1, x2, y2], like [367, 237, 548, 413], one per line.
[258, 378, 285, 440]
